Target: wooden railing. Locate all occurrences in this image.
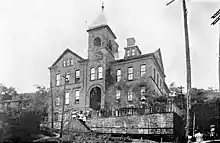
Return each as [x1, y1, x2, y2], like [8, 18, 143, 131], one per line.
[89, 103, 183, 119]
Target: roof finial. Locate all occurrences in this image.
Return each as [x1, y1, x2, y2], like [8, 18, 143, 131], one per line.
[101, 2, 104, 12]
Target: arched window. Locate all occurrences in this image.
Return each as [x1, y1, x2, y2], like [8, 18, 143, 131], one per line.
[90, 68, 95, 80]
[93, 37, 101, 46]
[98, 66, 103, 79]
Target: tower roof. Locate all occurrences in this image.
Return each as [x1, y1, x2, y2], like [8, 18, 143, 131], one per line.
[88, 3, 108, 30]
[88, 11, 107, 30]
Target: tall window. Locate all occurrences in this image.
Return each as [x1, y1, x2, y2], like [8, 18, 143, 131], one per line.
[131, 49, 135, 56]
[116, 69, 121, 82]
[75, 90, 80, 104]
[128, 67, 133, 81]
[55, 97, 60, 106]
[67, 60, 70, 66]
[75, 70, 80, 82]
[140, 64, 146, 76]
[54, 112, 59, 122]
[157, 74, 159, 85]
[56, 74, 60, 86]
[141, 86, 146, 96]
[98, 66, 103, 79]
[153, 68, 156, 80]
[90, 68, 95, 80]
[63, 61, 66, 67]
[128, 91, 132, 101]
[116, 90, 120, 100]
[65, 72, 70, 83]
[65, 92, 69, 105]
[127, 49, 130, 56]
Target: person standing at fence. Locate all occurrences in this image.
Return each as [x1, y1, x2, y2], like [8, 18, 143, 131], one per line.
[194, 129, 203, 143]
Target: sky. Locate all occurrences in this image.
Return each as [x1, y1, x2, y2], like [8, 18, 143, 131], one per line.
[0, 0, 220, 93]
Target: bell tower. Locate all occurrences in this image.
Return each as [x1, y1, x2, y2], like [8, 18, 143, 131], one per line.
[87, 4, 119, 61]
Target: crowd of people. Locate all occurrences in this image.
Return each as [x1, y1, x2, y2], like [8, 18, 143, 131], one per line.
[187, 125, 218, 142]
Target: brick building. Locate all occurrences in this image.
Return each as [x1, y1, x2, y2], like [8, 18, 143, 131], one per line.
[48, 6, 169, 127]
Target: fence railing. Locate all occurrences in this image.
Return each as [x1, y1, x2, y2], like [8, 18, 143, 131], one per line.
[89, 103, 183, 119]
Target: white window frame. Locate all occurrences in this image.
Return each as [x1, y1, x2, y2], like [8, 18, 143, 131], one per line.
[116, 69, 121, 82]
[65, 72, 70, 83]
[90, 68, 95, 80]
[98, 66, 103, 79]
[65, 92, 70, 105]
[75, 90, 80, 104]
[56, 74, 60, 86]
[141, 86, 146, 96]
[70, 59, 74, 65]
[140, 64, 146, 76]
[66, 59, 70, 66]
[54, 112, 59, 122]
[128, 91, 132, 101]
[127, 49, 130, 56]
[116, 90, 120, 100]
[75, 70, 80, 82]
[55, 96, 60, 106]
[63, 61, 66, 67]
[131, 49, 135, 56]
[128, 67, 133, 81]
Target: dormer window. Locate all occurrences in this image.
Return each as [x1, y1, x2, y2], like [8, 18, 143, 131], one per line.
[63, 61, 66, 67]
[67, 60, 70, 66]
[131, 49, 135, 56]
[94, 37, 101, 46]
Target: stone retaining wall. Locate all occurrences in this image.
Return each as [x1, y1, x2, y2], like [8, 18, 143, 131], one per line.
[86, 113, 174, 135]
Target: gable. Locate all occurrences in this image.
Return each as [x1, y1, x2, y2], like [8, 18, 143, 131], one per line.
[50, 48, 84, 69]
[154, 48, 164, 73]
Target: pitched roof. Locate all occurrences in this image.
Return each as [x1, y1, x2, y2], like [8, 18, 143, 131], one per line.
[49, 48, 84, 69]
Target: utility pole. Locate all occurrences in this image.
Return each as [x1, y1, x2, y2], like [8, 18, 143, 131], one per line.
[60, 73, 67, 138]
[211, 9, 220, 135]
[166, 0, 192, 139]
[211, 9, 220, 92]
[50, 70, 54, 129]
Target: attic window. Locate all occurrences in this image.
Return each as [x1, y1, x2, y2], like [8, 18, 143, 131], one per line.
[67, 60, 70, 66]
[70, 59, 74, 65]
[63, 61, 66, 67]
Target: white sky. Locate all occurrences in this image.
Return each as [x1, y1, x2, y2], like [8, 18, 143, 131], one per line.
[0, 0, 220, 93]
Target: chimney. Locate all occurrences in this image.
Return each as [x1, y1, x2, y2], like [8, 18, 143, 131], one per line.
[127, 37, 136, 47]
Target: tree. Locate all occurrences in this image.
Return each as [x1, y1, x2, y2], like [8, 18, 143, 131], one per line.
[0, 83, 18, 101]
[0, 85, 50, 142]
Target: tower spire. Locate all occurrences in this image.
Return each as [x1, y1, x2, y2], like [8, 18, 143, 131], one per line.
[101, 2, 104, 12]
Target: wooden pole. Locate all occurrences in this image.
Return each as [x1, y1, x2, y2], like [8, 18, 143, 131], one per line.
[218, 24, 220, 92]
[182, 0, 192, 139]
[50, 70, 54, 129]
[60, 73, 66, 138]
[193, 111, 195, 136]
